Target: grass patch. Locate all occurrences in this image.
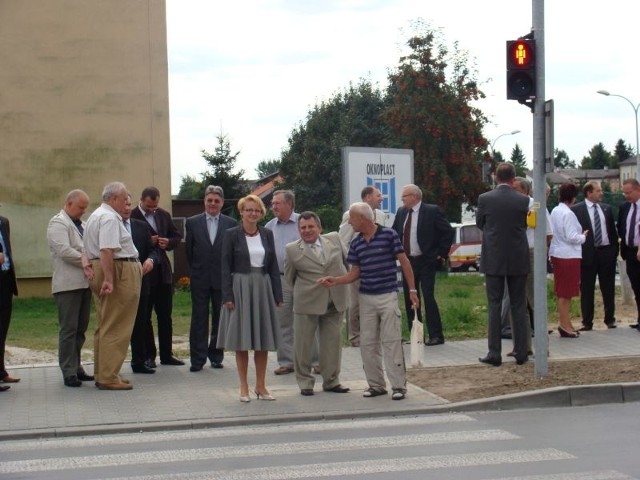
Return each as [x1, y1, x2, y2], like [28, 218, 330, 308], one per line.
[8, 274, 589, 352]
[8, 292, 195, 353]
[399, 273, 487, 341]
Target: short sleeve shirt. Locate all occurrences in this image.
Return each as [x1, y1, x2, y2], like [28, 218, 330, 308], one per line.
[84, 203, 138, 260]
[347, 226, 403, 295]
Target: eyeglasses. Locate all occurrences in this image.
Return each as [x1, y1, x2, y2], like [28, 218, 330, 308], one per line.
[243, 209, 262, 214]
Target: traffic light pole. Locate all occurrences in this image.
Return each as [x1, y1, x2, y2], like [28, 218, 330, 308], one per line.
[531, 0, 548, 377]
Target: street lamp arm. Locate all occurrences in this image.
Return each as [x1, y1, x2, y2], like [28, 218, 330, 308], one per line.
[598, 89, 640, 174]
[490, 129, 521, 154]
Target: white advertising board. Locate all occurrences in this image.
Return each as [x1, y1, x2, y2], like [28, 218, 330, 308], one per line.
[341, 146, 413, 226]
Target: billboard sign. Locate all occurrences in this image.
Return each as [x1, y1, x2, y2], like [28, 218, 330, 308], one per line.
[341, 146, 413, 225]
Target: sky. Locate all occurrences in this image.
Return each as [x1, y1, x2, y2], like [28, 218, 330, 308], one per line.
[166, 0, 640, 194]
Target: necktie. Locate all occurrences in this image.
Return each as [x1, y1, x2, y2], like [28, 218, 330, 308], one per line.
[208, 216, 217, 244]
[311, 243, 324, 261]
[629, 203, 637, 247]
[124, 220, 131, 234]
[72, 218, 84, 237]
[145, 211, 158, 232]
[403, 209, 413, 255]
[592, 204, 602, 247]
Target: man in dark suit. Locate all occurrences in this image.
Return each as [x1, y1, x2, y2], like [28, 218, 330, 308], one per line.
[130, 186, 183, 366]
[185, 185, 237, 371]
[618, 178, 640, 329]
[476, 162, 530, 366]
[123, 195, 160, 374]
[392, 184, 453, 345]
[0, 214, 19, 391]
[572, 181, 618, 330]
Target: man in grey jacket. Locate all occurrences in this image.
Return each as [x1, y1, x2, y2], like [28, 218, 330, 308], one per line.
[47, 190, 95, 387]
[476, 163, 530, 366]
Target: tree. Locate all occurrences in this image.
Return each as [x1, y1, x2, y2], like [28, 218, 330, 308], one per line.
[177, 133, 248, 200]
[613, 138, 633, 168]
[176, 175, 203, 200]
[255, 159, 281, 178]
[383, 23, 488, 221]
[279, 79, 388, 210]
[580, 142, 612, 170]
[554, 148, 576, 169]
[509, 144, 527, 177]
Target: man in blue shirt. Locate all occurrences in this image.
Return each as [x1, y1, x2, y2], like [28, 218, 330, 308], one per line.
[321, 202, 418, 400]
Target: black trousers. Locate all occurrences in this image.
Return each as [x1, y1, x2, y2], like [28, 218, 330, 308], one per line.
[625, 247, 640, 322]
[0, 271, 13, 377]
[145, 283, 175, 361]
[189, 285, 224, 367]
[402, 255, 444, 340]
[580, 245, 617, 327]
[131, 292, 152, 367]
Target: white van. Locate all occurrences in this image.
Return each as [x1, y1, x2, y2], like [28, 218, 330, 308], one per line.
[448, 222, 482, 272]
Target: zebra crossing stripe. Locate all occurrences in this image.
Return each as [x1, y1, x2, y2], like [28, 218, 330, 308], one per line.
[0, 429, 516, 474]
[0, 414, 476, 453]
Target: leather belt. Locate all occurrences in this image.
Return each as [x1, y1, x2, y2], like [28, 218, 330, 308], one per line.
[114, 257, 139, 262]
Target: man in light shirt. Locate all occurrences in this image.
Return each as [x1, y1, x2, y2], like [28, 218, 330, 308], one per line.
[266, 190, 319, 374]
[84, 182, 142, 390]
[572, 181, 618, 331]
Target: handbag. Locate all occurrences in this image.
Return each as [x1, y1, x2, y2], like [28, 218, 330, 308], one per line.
[409, 310, 424, 368]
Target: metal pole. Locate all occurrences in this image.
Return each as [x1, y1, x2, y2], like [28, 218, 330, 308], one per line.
[532, 0, 548, 377]
[635, 104, 639, 176]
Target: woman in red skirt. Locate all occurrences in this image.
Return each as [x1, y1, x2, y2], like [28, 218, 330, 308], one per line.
[549, 183, 588, 337]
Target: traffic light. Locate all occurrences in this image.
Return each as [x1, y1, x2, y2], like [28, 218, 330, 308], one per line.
[506, 38, 536, 101]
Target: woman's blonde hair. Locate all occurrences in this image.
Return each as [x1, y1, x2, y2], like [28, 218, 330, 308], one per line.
[237, 194, 266, 215]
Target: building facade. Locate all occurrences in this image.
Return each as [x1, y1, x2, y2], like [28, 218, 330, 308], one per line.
[0, 0, 171, 295]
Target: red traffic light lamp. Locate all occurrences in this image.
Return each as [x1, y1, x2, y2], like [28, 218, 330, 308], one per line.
[506, 38, 536, 104]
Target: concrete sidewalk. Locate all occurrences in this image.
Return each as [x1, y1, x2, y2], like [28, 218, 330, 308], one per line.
[1, 326, 638, 440]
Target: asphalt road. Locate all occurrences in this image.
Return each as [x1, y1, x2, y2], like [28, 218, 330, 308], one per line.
[1, 404, 638, 479]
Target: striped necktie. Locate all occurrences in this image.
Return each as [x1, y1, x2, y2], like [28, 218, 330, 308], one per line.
[592, 204, 602, 247]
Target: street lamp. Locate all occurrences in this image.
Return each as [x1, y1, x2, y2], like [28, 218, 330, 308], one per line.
[597, 90, 640, 177]
[485, 130, 521, 186]
[490, 129, 521, 155]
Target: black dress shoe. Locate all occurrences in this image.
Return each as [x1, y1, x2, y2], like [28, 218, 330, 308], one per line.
[190, 365, 203, 372]
[145, 359, 157, 369]
[131, 364, 155, 374]
[425, 338, 444, 346]
[479, 355, 502, 366]
[606, 323, 617, 329]
[507, 349, 533, 357]
[324, 384, 350, 393]
[64, 375, 82, 387]
[0, 385, 9, 392]
[578, 325, 593, 331]
[211, 362, 224, 369]
[76, 371, 95, 382]
[161, 356, 185, 366]
[515, 357, 528, 365]
[630, 324, 639, 329]
[300, 389, 314, 396]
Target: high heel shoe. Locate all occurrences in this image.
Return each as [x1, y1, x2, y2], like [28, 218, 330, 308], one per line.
[239, 392, 251, 403]
[558, 326, 579, 338]
[255, 390, 276, 401]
